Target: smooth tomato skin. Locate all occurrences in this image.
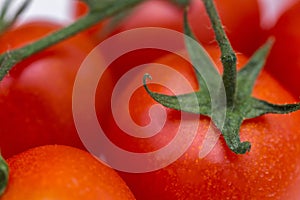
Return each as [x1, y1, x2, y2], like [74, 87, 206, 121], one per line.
[264, 2, 300, 98]
[74, 0, 267, 55]
[0, 145, 136, 200]
[104, 47, 300, 199]
[0, 21, 111, 158]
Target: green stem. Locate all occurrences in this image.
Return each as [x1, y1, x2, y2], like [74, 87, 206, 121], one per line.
[0, 155, 8, 196]
[0, 0, 143, 81]
[170, 0, 191, 7]
[201, 0, 237, 107]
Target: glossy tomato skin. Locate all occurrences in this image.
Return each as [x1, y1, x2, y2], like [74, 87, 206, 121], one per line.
[74, 0, 267, 55]
[0, 145, 136, 200]
[264, 2, 300, 98]
[0, 21, 110, 158]
[103, 47, 300, 199]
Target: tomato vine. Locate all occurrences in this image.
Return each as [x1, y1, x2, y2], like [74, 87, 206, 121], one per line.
[1, 0, 300, 198]
[0, 0, 144, 81]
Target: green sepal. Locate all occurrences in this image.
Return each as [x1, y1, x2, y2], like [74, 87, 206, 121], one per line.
[221, 112, 251, 154]
[244, 98, 300, 119]
[237, 38, 274, 99]
[143, 74, 212, 116]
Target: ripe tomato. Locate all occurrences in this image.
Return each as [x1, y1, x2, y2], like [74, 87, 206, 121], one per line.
[0, 145, 135, 200]
[264, 2, 300, 98]
[102, 46, 300, 199]
[0, 21, 112, 158]
[74, 0, 267, 55]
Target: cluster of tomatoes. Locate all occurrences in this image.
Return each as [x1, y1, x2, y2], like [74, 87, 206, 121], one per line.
[1, 0, 300, 199]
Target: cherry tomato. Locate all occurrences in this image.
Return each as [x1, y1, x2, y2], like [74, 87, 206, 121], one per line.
[0, 21, 112, 158]
[0, 145, 135, 200]
[74, 0, 268, 55]
[101, 46, 300, 199]
[265, 2, 300, 98]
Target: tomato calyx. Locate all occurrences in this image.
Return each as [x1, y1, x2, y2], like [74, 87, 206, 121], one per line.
[143, 1, 300, 154]
[0, 0, 32, 35]
[0, 155, 8, 196]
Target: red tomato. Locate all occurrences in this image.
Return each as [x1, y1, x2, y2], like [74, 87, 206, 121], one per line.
[265, 2, 300, 98]
[0, 21, 112, 158]
[101, 46, 300, 199]
[74, 0, 268, 55]
[0, 145, 135, 200]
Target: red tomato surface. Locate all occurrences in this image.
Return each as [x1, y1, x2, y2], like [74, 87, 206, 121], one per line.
[100, 46, 300, 199]
[0, 145, 135, 200]
[265, 2, 300, 98]
[0, 21, 111, 158]
[74, 0, 268, 55]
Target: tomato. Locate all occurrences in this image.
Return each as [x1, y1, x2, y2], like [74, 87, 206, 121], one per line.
[0, 21, 112, 158]
[264, 2, 300, 98]
[101, 46, 300, 199]
[74, 0, 268, 55]
[0, 145, 135, 200]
